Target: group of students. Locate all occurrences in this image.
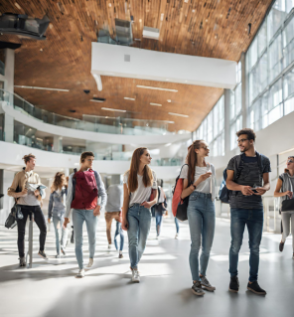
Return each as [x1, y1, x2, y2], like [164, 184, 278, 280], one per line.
[7, 127, 294, 296]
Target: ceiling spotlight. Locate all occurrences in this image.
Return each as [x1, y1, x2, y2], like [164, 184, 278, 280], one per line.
[167, 99, 171, 103]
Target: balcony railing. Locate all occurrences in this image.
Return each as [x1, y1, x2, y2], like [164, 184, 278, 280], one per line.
[0, 89, 186, 136]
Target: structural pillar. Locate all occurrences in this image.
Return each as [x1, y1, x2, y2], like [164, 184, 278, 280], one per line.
[241, 52, 247, 128]
[224, 89, 231, 154]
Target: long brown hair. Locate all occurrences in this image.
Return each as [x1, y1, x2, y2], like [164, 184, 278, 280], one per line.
[127, 147, 153, 193]
[186, 140, 205, 183]
[51, 172, 66, 193]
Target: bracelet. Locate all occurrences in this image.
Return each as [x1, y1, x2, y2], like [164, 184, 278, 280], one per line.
[190, 184, 196, 190]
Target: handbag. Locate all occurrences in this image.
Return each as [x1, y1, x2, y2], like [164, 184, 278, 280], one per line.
[281, 177, 294, 212]
[5, 203, 22, 229]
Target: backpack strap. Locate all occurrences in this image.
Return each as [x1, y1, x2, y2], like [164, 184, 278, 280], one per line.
[72, 168, 77, 200]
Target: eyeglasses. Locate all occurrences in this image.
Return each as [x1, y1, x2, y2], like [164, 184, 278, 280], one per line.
[237, 138, 248, 144]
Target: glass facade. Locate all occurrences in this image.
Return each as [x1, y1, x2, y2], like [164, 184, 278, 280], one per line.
[196, 96, 225, 157]
[247, 1, 294, 132]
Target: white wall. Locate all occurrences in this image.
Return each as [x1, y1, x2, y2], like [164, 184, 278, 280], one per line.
[91, 43, 236, 89]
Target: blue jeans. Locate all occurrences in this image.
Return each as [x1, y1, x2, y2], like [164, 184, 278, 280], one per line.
[155, 211, 163, 236]
[175, 217, 179, 234]
[53, 215, 68, 255]
[127, 204, 152, 269]
[187, 192, 215, 281]
[114, 221, 124, 251]
[72, 209, 98, 269]
[229, 208, 263, 282]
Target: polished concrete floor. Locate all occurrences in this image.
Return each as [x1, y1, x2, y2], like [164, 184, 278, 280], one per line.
[0, 216, 293, 317]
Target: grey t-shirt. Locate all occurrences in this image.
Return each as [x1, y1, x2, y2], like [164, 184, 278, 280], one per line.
[105, 185, 123, 212]
[227, 154, 271, 209]
[123, 170, 157, 207]
[279, 172, 294, 214]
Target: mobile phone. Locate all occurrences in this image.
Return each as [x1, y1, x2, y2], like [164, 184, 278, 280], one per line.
[250, 188, 258, 193]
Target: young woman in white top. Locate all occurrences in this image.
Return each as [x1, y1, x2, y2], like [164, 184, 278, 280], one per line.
[180, 140, 216, 296]
[122, 147, 158, 283]
[274, 156, 294, 258]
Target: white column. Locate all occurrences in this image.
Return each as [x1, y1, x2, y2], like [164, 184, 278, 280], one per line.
[4, 49, 15, 143]
[53, 135, 62, 152]
[241, 52, 247, 128]
[224, 89, 231, 154]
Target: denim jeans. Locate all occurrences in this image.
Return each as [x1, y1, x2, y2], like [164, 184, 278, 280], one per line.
[155, 211, 163, 236]
[53, 215, 68, 255]
[114, 221, 124, 251]
[127, 204, 152, 269]
[72, 209, 98, 269]
[187, 192, 215, 281]
[175, 217, 179, 234]
[229, 208, 263, 282]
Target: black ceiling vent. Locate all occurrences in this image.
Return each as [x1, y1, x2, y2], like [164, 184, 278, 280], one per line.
[92, 97, 106, 102]
[69, 109, 76, 113]
[83, 89, 90, 94]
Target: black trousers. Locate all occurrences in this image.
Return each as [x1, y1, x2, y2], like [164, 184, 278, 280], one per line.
[17, 205, 47, 257]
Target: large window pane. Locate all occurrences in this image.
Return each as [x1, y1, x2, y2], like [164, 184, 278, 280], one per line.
[258, 21, 267, 55]
[269, 34, 283, 82]
[267, 0, 287, 42]
[283, 16, 294, 68]
[284, 68, 294, 114]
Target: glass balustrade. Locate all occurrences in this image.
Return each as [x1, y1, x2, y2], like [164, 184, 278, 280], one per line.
[0, 89, 186, 136]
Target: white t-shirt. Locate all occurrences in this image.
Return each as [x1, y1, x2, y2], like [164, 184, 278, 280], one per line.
[123, 170, 158, 207]
[179, 163, 216, 198]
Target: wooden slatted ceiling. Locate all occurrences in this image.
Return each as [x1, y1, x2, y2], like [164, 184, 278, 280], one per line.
[0, 0, 273, 132]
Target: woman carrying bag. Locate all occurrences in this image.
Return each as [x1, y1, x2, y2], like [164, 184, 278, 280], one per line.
[122, 147, 158, 283]
[274, 156, 294, 257]
[180, 140, 216, 296]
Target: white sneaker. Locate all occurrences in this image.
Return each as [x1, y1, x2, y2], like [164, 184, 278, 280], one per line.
[131, 269, 140, 283]
[156, 236, 159, 240]
[87, 258, 94, 268]
[76, 269, 85, 278]
[108, 244, 112, 250]
[175, 233, 178, 239]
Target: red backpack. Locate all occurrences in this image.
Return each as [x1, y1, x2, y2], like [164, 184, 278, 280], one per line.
[71, 169, 98, 210]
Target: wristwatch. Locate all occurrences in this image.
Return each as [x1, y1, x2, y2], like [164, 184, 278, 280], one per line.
[191, 184, 196, 190]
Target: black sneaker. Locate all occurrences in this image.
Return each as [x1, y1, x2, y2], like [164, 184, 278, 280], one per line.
[191, 281, 205, 296]
[38, 250, 48, 260]
[229, 276, 239, 293]
[279, 241, 284, 252]
[247, 281, 266, 295]
[19, 257, 26, 267]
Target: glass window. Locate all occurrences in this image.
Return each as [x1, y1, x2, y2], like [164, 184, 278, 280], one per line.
[267, 0, 287, 42]
[284, 68, 294, 114]
[283, 15, 294, 68]
[0, 49, 5, 76]
[258, 21, 267, 55]
[268, 79, 283, 125]
[269, 33, 283, 82]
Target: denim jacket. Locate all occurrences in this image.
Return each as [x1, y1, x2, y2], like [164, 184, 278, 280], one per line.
[48, 188, 67, 219]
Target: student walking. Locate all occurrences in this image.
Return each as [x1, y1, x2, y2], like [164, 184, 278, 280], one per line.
[122, 147, 158, 283]
[8, 154, 47, 266]
[180, 140, 216, 296]
[63, 152, 106, 278]
[226, 128, 271, 295]
[48, 172, 68, 258]
[155, 186, 167, 240]
[274, 156, 294, 258]
[104, 184, 124, 258]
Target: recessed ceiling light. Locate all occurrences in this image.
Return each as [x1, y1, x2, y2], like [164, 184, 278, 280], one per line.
[124, 97, 136, 101]
[168, 112, 189, 118]
[192, 9, 196, 13]
[102, 107, 126, 113]
[150, 103, 162, 106]
[14, 85, 69, 92]
[167, 99, 171, 103]
[15, 2, 22, 9]
[137, 85, 178, 92]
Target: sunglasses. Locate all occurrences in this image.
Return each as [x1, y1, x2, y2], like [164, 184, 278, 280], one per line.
[288, 159, 294, 164]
